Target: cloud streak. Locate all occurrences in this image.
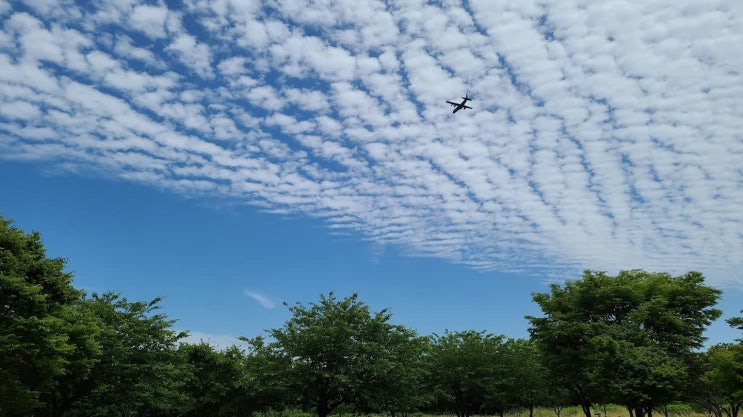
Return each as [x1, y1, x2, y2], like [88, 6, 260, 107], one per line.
[244, 290, 276, 310]
[1, 0, 742, 286]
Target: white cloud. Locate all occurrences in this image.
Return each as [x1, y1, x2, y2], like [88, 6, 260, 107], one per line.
[128, 4, 169, 39]
[244, 290, 276, 309]
[1, 0, 742, 287]
[217, 56, 247, 77]
[2, 100, 42, 120]
[113, 35, 162, 68]
[167, 33, 214, 78]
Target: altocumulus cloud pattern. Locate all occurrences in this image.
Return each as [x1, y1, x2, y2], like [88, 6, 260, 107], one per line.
[1, 0, 742, 285]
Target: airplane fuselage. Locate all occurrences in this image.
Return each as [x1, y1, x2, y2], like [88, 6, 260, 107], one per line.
[446, 96, 473, 113]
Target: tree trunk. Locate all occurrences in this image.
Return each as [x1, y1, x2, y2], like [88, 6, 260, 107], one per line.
[581, 402, 592, 417]
[574, 386, 592, 417]
[317, 401, 331, 417]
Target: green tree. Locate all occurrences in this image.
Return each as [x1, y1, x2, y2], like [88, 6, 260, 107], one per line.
[588, 336, 685, 417]
[38, 303, 102, 417]
[351, 324, 429, 416]
[698, 343, 743, 417]
[528, 270, 721, 417]
[696, 309, 743, 417]
[502, 338, 550, 417]
[68, 292, 188, 417]
[255, 292, 423, 417]
[543, 380, 573, 417]
[0, 216, 97, 417]
[427, 330, 506, 417]
[728, 310, 743, 335]
[180, 342, 254, 417]
[241, 336, 294, 413]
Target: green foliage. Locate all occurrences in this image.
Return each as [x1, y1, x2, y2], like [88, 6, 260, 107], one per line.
[241, 335, 296, 412]
[0, 216, 90, 417]
[588, 337, 685, 412]
[365, 312, 427, 414]
[528, 270, 721, 417]
[67, 292, 189, 417]
[728, 310, 743, 339]
[427, 330, 507, 417]
[39, 301, 103, 417]
[502, 338, 552, 416]
[255, 292, 425, 417]
[695, 343, 743, 417]
[180, 342, 256, 417]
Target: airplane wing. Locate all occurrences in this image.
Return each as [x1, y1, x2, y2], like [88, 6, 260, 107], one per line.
[446, 101, 459, 106]
[463, 105, 472, 109]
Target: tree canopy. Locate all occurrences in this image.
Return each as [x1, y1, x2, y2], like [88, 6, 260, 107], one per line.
[246, 292, 424, 417]
[728, 310, 743, 335]
[67, 292, 189, 417]
[427, 330, 507, 417]
[528, 270, 721, 417]
[0, 217, 90, 416]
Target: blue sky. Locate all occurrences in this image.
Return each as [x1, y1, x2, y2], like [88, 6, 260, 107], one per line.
[1, 0, 742, 347]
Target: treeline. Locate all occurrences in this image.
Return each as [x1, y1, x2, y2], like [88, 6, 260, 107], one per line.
[1, 215, 742, 417]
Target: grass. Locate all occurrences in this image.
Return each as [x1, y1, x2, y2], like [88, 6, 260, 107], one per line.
[261, 404, 707, 417]
[494, 404, 705, 417]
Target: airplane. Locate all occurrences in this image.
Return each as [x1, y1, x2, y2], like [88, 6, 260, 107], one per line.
[446, 94, 473, 113]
